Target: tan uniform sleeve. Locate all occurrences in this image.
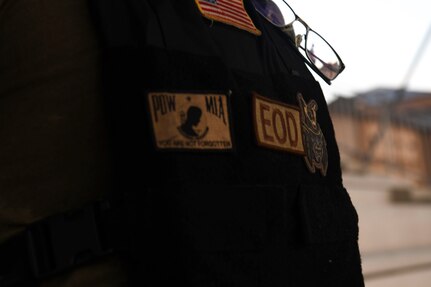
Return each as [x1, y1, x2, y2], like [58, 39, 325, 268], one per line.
[0, 0, 127, 285]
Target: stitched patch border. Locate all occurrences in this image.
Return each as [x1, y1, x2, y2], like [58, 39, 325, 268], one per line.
[252, 92, 305, 155]
[195, 0, 261, 36]
[146, 91, 234, 152]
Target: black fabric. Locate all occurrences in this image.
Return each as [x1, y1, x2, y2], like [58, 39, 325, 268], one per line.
[123, 185, 362, 287]
[89, 0, 364, 286]
[0, 203, 117, 287]
[0, 233, 36, 287]
[300, 185, 359, 243]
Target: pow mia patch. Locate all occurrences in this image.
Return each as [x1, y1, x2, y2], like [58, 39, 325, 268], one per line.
[298, 93, 328, 176]
[252, 92, 305, 154]
[147, 92, 233, 151]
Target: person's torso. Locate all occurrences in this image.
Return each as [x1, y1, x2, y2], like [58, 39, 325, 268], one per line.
[94, 1, 363, 286]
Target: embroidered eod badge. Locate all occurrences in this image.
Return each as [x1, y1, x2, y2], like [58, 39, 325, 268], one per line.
[297, 93, 328, 176]
[147, 92, 233, 151]
[252, 92, 305, 155]
[252, 92, 328, 176]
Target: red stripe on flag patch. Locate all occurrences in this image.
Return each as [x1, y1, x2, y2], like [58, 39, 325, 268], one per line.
[195, 0, 261, 36]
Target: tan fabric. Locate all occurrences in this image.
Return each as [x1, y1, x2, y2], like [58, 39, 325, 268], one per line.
[0, 0, 127, 285]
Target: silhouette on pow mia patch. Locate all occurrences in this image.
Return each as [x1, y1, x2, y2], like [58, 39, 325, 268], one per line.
[178, 105, 209, 140]
[298, 93, 328, 176]
[147, 92, 233, 150]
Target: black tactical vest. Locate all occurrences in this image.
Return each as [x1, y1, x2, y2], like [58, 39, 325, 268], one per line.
[91, 0, 364, 286]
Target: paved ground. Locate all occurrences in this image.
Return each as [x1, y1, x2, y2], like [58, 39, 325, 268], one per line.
[344, 172, 431, 287]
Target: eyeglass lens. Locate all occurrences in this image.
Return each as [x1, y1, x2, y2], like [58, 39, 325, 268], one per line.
[252, 0, 296, 27]
[252, 0, 344, 82]
[306, 30, 343, 81]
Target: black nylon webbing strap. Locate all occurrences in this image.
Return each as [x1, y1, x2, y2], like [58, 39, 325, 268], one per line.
[0, 202, 116, 287]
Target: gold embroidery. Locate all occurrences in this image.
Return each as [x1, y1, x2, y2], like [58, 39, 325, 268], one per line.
[298, 93, 328, 176]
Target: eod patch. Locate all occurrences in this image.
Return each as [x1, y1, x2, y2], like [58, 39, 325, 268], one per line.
[252, 92, 305, 155]
[147, 92, 233, 151]
[252, 91, 328, 177]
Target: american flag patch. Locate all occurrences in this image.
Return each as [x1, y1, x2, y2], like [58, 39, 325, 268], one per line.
[195, 0, 261, 36]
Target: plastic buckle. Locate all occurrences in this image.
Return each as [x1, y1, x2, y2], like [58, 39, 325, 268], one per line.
[25, 202, 113, 279]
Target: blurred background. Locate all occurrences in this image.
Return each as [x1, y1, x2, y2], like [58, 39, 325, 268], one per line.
[287, 0, 431, 286]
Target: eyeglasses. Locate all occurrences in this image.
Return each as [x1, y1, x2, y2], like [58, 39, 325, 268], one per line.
[251, 0, 345, 85]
